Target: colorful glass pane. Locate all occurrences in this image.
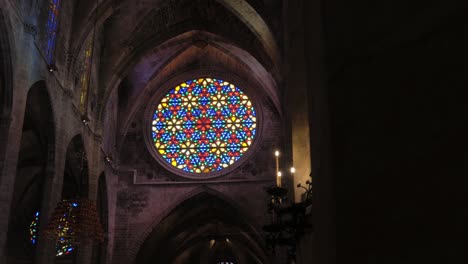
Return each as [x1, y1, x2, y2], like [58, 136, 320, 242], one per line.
[80, 42, 93, 113]
[55, 201, 78, 256]
[29, 211, 40, 245]
[45, 0, 61, 64]
[151, 78, 257, 174]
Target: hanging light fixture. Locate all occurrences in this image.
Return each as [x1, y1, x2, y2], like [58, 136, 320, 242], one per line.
[263, 150, 314, 261]
[43, 198, 104, 244]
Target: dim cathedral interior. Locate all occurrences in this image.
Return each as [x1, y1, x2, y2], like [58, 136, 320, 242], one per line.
[0, 0, 466, 264]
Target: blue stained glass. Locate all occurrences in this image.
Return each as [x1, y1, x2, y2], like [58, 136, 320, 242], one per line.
[162, 134, 171, 141]
[221, 108, 231, 116]
[207, 108, 216, 116]
[45, 0, 61, 64]
[176, 132, 186, 141]
[151, 78, 256, 174]
[208, 85, 217, 94]
[191, 131, 201, 140]
[221, 131, 231, 140]
[193, 85, 202, 94]
[183, 121, 195, 128]
[207, 132, 216, 140]
[163, 110, 172, 118]
[192, 109, 202, 117]
[155, 122, 165, 130]
[30, 211, 40, 245]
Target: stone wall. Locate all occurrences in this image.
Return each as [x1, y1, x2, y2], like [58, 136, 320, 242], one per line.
[0, 0, 287, 263]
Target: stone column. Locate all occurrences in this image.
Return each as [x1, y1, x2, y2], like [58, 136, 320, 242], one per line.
[0, 116, 11, 181]
[283, 0, 312, 203]
[0, 28, 31, 263]
[34, 124, 68, 264]
[75, 133, 101, 264]
[0, 95, 27, 263]
[303, 0, 335, 264]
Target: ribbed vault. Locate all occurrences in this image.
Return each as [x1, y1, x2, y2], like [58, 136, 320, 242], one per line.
[135, 192, 269, 264]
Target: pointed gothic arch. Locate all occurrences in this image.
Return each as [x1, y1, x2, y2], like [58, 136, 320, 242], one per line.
[63, 134, 89, 200]
[135, 191, 268, 264]
[6, 81, 55, 263]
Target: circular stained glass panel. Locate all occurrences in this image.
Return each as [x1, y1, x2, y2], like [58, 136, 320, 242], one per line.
[151, 78, 257, 175]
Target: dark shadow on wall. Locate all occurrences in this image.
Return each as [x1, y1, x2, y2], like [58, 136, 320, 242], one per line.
[6, 81, 55, 264]
[0, 7, 13, 180]
[91, 172, 109, 264]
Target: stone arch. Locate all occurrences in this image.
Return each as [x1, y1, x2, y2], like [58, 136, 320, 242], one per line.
[69, 0, 114, 58]
[6, 81, 55, 263]
[98, 0, 280, 123]
[49, 134, 90, 262]
[215, 0, 280, 68]
[134, 188, 269, 264]
[63, 134, 89, 199]
[115, 31, 280, 139]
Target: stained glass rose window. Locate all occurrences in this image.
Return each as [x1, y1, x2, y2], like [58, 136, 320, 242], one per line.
[151, 78, 257, 175]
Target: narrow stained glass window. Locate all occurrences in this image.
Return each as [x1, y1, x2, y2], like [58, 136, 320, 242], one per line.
[55, 201, 77, 256]
[151, 78, 257, 174]
[80, 42, 93, 114]
[45, 0, 61, 64]
[30, 202, 77, 256]
[30, 211, 40, 245]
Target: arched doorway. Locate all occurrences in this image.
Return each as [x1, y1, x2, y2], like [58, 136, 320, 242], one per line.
[6, 82, 55, 264]
[135, 192, 268, 264]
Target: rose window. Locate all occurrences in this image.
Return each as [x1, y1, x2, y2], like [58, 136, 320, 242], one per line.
[151, 78, 257, 175]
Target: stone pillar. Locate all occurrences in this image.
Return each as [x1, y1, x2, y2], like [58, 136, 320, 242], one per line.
[283, 0, 312, 203]
[103, 167, 117, 264]
[284, 0, 336, 264]
[0, 96, 27, 263]
[0, 26, 31, 263]
[75, 134, 102, 264]
[303, 0, 335, 263]
[0, 116, 11, 181]
[34, 125, 68, 264]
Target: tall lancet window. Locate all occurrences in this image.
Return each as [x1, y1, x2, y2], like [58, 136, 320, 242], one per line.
[45, 0, 61, 65]
[80, 41, 93, 114]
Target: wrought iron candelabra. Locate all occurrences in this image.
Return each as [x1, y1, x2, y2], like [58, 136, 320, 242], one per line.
[263, 173, 313, 261]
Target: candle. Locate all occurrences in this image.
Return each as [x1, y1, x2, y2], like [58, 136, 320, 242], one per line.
[275, 150, 280, 176]
[277, 171, 282, 187]
[290, 167, 295, 174]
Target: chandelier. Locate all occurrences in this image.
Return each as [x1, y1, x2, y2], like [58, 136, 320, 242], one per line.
[43, 198, 104, 247]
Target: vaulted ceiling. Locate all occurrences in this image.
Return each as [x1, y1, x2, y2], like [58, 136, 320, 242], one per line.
[71, 0, 284, 154]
